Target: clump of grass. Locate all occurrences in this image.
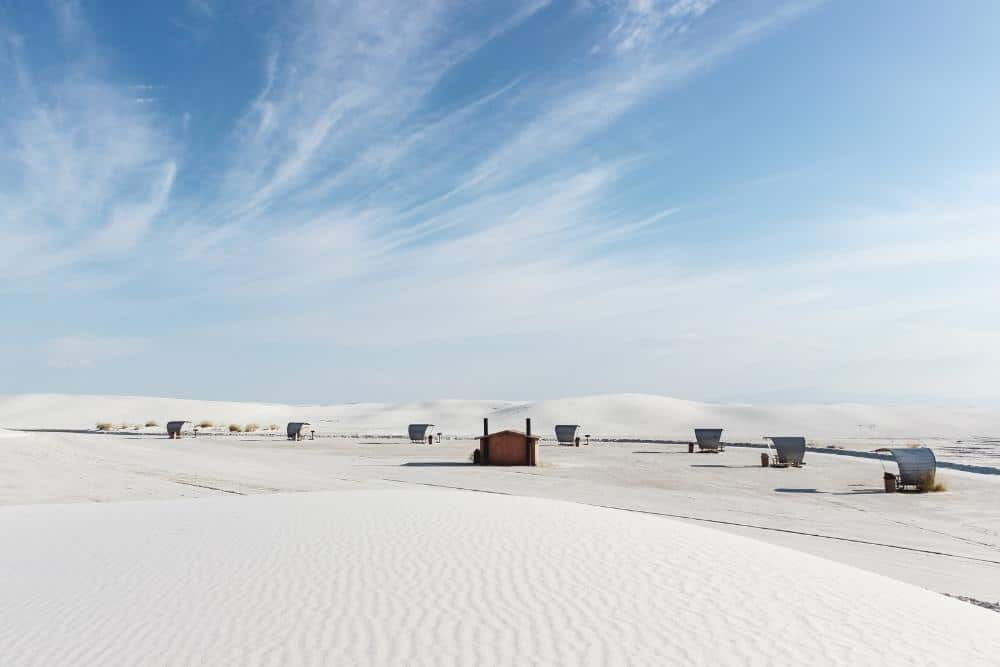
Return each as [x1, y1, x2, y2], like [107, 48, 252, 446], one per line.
[244, 423, 258, 432]
[930, 480, 947, 492]
[228, 423, 242, 433]
[198, 420, 214, 429]
[268, 424, 279, 431]
[96, 422, 113, 431]
[145, 420, 159, 428]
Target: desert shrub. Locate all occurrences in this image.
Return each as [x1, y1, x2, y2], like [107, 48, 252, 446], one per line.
[198, 420, 214, 428]
[228, 423, 242, 432]
[268, 424, 279, 431]
[96, 422, 112, 431]
[145, 420, 159, 427]
[245, 423, 258, 432]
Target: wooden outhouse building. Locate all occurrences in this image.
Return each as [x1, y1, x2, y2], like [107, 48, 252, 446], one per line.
[477, 418, 539, 466]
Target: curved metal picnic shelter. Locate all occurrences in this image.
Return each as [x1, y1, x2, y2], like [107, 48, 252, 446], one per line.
[408, 423, 434, 443]
[166, 420, 189, 439]
[694, 428, 724, 452]
[554, 424, 580, 445]
[766, 436, 806, 466]
[876, 447, 936, 491]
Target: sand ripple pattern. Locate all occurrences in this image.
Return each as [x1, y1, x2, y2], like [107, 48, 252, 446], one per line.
[1, 489, 998, 666]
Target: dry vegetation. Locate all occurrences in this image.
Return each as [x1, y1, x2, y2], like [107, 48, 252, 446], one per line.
[244, 423, 259, 432]
[228, 424, 242, 432]
[145, 420, 159, 427]
[96, 422, 112, 431]
[198, 420, 214, 429]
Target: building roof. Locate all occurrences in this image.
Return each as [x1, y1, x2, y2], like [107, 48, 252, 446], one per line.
[479, 429, 539, 442]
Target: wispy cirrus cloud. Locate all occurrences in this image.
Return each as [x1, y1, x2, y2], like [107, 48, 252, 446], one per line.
[213, 1, 550, 221]
[0, 10, 176, 288]
[3, 0, 814, 302]
[19, 1, 999, 403]
[595, 0, 718, 52]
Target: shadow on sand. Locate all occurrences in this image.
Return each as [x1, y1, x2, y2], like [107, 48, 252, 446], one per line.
[401, 462, 473, 467]
[830, 489, 886, 495]
[690, 464, 761, 469]
[774, 487, 888, 495]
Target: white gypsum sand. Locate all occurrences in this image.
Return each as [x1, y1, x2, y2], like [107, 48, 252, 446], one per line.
[4, 427, 999, 600]
[1, 393, 999, 665]
[1, 489, 999, 666]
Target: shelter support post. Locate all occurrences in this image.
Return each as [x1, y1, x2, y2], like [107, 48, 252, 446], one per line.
[884, 472, 897, 493]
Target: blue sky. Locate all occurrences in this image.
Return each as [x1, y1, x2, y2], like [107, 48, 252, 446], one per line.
[2, 0, 999, 405]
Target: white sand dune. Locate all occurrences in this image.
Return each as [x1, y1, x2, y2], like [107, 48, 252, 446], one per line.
[3, 393, 999, 664]
[486, 393, 1000, 442]
[2, 392, 998, 442]
[2, 488, 998, 666]
[0, 393, 519, 435]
